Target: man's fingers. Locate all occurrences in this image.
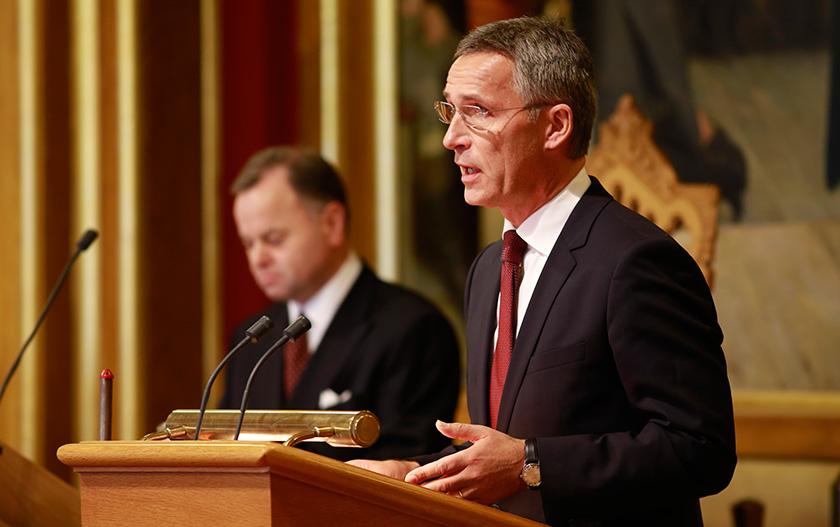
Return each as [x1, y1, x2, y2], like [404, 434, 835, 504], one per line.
[346, 459, 418, 480]
[420, 474, 463, 494]
[405, 452, 465, 484]
[346, 459, 372, 469]
[435, 420, 489, 443]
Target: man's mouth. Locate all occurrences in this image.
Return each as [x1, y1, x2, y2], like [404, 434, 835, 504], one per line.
[459, 163, 480, 178]
[258, 274, 278, 287]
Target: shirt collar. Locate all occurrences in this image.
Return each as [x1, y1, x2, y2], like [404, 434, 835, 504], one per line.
[503, 167, 590, 255]
[287, 251, 363, 351]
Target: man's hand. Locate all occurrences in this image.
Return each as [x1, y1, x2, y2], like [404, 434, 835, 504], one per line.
[346, 458, 420, 480]
[404, 421, 526, 504]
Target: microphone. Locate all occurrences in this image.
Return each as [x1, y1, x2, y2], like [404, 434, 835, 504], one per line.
[77, 229, 98, 251]
[0, 229, 99, 406]
[234, 315, 311, 440]
[193, 315, 274, 439]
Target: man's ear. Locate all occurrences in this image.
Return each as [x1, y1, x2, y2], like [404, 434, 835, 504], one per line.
[321, 201, 347, 246]
[545, 103, 574, 151]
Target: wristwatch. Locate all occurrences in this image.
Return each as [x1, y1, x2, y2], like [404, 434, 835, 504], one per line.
[520, 438, 541, 489]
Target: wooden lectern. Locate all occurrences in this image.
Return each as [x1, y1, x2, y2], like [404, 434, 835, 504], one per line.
[0, 441, 80, 527]
[58, 441, 546, 527]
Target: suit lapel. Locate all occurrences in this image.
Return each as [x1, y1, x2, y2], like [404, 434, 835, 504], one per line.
[290, 266, 376, 408]
[466, 243, 502, 427]
[495, 177, 613, 432]
[495, 239, 576, 431]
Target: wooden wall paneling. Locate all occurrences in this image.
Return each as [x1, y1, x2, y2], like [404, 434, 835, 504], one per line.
[372, 0, 398, 281]
[16, 0, 47, 465]
[0, 0, 22, 448]
[338, 0, 376, 266]
[319, 0, 339, 165]
[298, 1, 321, 151]
[199, 0, 222, 401]
[135, 0, 204, 434]
[0, 0, 74, 470]
[71, 0, 109, 461]
[41, 0, 73, 480]
[97, 0, 121, 440]
[114, 0, 142, 442]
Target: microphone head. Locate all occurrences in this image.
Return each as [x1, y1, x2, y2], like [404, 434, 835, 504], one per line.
[245, 315, 274, 343]
[77, 229, 99, 251]
[284, 315, 311, 341]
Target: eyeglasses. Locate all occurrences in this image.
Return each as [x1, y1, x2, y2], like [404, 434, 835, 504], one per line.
[434, 101, 545, 131]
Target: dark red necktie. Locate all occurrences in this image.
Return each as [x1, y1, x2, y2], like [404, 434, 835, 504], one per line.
[489, 230, 528, 429]
[284, 331, 309, 401]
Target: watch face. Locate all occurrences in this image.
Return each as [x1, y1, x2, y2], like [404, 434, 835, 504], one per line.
[521, 463, 541, 487]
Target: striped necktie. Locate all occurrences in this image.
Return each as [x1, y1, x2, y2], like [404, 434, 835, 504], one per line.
[284, 329, 309, 401]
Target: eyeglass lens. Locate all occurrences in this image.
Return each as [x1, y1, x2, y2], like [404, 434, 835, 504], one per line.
[435, 102, 454, 123]
[435, 101, 484, 130]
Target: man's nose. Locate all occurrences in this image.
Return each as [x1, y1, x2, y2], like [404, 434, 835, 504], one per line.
[250, 242, 272, 267]
[442, 114, 470, 151]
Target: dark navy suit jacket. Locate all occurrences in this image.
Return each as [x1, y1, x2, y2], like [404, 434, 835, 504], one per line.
[418, 178, 736, 526]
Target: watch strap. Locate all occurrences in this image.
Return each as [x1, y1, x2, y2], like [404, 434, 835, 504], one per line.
[525, 438, 539, 464]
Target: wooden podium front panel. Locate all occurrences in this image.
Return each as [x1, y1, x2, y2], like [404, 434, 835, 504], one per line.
[58, 441, 546, 527]
[267, 474, 472, 526]
[79, 471, 272, 526]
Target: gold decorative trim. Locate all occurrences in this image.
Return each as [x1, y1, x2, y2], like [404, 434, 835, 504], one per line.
[587, 95, 720, 285]
[373, 0, 398, 280]
[319, 0, 340, 165]
[117, 0, 141, 441]
[19, 0, 43, 461]
[200, 0, 222, 392]
[72, 0, 102, 443]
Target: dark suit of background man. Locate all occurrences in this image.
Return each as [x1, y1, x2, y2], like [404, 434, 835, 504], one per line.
[350, 16, 736, 526]
[219, 146, 461, 461]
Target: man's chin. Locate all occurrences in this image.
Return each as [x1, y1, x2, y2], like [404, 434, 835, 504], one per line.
[261, 287, 290, 304]
[463, 190, 494, 209]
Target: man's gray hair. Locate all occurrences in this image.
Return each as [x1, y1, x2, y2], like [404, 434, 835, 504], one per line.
[455, 16, 596, 159]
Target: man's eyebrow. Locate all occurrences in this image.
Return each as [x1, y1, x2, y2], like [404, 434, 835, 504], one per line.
[442, 90, 486, 104]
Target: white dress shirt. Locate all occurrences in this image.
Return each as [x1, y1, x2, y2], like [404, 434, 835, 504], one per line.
[497, 168, 591, 340]
[287, 251, 363, 354]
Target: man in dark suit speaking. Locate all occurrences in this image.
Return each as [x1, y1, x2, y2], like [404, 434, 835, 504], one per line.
[219, 146, 460, 461]
[350, 17, 736, 526]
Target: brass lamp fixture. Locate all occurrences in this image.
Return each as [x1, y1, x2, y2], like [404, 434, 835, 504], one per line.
[143, 409, 380, 448]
